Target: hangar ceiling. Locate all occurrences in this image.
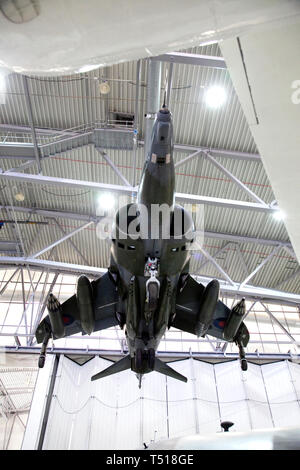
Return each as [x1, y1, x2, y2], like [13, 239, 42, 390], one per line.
[0, 42, 299, 362]
[220, 20, 300, 264]
[0, 43, 299, 299]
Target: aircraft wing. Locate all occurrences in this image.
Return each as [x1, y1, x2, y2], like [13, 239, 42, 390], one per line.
[35, 272, 119, 343]
[174, 275, 249, 344]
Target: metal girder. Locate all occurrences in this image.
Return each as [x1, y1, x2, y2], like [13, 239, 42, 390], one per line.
[132, 59, 141, 188]
[0, 171, 277, 213]
[1, 331, 299, 347]
[0, 241, 21, 254]
[53, 219, 90, 266]
[22, 76, 41, 173]
[274, 268, 300, 290]
[0, 256, 106, 276]
[239, 245, 282, 288]
[171, 143, 261, 162]
[194, 241, 232, 274]
[0, 124, 79, 136]
[1, 256, 299, 305]
[261, 302, 298, 347]
[0, 128, 261, 163]
[145, 59, 162, 158]
[205, 151, 268, 206]
[0, 377, 26, 444]
[205, 334, 218, 352]
[0, 204, 293, 250]
[196, 245, 235, 285]
[3, 346, 299, 361]
[174, 150, 203, 168]
[98, 150, 131, 187]
[0, 131, 94, 166]
[18, 269, 44, 345]
[235, 244, 250, 278]
[5, 160, 38, 173]
[0, 268, 20, 295]
[282, 244, 298, 260]
[0, 138, 261, 162]
[133, 61, 141, 131]
[16, 289, 33, 340]
[3, 206, 26, 257]
[0, 171, 135, 196]
[175, 191, 274, 212]
[166, 62, 173, 107]
[204, 230, 293, 250]
[39, 131, 93, 155]
[0, 143, 36, 160]
[30, 221, 94, 259]
[0, 205, 100, 223]
[29, 272, 59, 346]
[151, 51, 227, 69]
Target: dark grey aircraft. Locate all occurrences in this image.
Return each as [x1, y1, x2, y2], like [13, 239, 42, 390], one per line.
[36, 105, 250, 385]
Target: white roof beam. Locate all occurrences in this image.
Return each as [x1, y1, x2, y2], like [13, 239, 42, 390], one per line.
[30, 221, 94, 259]
[261, 302, 298, 346]
[239, 245, 282, 289]
[0, 257, 106, 276]
[22, 76, 42, 173]
[0, 124, 79, 136]
[0, 205, 100, 222]
[205, 151, 268, 206]
[175, 191, 274, 212]
[0, 205, 293, 252]
[273, 268, 300, 291]
[98, 150, 131, 187]
[194, 242, 232, 275]
[151, 52, 227, 69]
[0, 256, 299, 305]
[174, 150, 203, 169]
[0, 125, 261, 162]
[0, 170, 277, 213]
[204, 231, 293, 250]
[196, 245, 235, 285]
[52, 219, 90, 266]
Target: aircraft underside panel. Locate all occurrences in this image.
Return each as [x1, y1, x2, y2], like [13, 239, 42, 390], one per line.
[35, 272, 118, 343]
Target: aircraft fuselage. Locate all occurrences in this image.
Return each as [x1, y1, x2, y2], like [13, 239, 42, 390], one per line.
[109, 107, 195, 375]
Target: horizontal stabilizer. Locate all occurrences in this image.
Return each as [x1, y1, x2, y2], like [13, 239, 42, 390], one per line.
[91, 355, 131, 381]
[154, 358, 187, 383]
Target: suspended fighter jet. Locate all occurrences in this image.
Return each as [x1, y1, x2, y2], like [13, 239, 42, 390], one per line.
[35, 105, 249, 385]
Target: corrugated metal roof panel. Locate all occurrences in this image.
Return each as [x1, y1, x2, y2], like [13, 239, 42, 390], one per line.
[0, 47, 299, 294]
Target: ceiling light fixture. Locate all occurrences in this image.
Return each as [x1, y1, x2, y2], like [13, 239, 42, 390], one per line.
[97, 193, 115, 211]
[14, 192, 25, 202]
[202, 30, 216, 36]
[273, 209, 285, 221]
[204, 85, 226, 108]
[0, 67, 9, 105]
[99, 81, 111, 95]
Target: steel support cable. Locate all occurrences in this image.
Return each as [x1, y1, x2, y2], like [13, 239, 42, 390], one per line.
[54, 395, 140, 414]
[52, 393, 300, 415]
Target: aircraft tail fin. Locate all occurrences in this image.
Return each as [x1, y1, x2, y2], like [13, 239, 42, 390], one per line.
[154, 358, 187, 383]
[91, 355, 188, 384]
[91, 355, 131, 381]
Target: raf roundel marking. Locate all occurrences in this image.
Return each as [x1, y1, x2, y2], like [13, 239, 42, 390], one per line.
[213, 318, 227, 330]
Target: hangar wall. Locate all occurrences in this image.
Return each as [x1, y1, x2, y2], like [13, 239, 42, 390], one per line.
[0, 354, 38, 450]
[22, 355, 300, 450]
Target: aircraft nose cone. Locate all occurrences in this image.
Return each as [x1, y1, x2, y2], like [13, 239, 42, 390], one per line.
[157, 107, 171, 122]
